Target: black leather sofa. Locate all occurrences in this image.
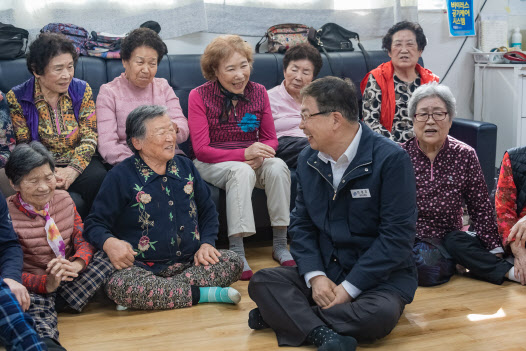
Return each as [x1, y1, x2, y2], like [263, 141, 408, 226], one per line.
[0, 51, 497, 238]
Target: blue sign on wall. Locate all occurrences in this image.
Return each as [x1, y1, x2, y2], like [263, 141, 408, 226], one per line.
[447, 1, 476, 36]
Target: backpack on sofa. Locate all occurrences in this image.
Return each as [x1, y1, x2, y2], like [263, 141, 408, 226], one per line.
[0, 22, 29, 59]
[255, 23, 311, 53]
[309, 23, 372, 73]
[41, 23, 90, 56]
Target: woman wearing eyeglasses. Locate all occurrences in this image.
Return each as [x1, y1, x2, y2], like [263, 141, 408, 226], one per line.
[401, 82, 513, 287]
[360, 21, 439, 142]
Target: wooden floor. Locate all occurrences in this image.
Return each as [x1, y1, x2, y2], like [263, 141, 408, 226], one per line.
[54, 245, 526, 351]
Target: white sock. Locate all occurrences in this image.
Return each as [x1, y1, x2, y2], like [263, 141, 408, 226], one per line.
[507, 267, 520, 283]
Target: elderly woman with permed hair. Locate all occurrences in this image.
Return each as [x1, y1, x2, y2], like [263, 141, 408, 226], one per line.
[7, 32, 106, 217]
[361, 21, 439, 142]
[401, 82, 515, 287]
[84, 105, 242, 310]
[96, 27, 188, 167]
[188, 35, 293, 280]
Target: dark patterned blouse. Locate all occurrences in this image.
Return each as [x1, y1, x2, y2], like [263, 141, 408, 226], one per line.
[362, 74, 421, 143]
[83, 154, 219, 273]
[401, 136, 502, 251]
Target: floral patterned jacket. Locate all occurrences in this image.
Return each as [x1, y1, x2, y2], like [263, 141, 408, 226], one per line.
[83, 153, 219, 273]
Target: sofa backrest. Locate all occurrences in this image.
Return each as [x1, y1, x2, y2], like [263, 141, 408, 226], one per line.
[0, 51, 400, 117]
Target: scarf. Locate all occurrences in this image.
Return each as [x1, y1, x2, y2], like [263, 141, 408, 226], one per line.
[18, 193, 66, 258]
[218, 82, 250, 123]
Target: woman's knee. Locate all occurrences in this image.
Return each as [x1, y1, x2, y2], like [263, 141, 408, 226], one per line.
[263, 158, 290, 178]
[227, 162, 256, 183]
[444, 230, 474, 254]
[217, 249, 243, 279]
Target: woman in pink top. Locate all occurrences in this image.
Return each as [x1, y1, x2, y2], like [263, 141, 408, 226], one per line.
[96, 28, 188, 166]
[267, 44, 322, 168]
[188, 35, 293, 280]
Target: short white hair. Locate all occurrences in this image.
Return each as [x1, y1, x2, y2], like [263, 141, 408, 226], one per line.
[408, 82, 456, 120]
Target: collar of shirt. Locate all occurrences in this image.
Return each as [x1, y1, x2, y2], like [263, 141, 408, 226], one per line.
[134, 154, 182, 186]
[33, 79, 70, 105]
[411, 135, 450, 159]
[318, 124, 362, 188]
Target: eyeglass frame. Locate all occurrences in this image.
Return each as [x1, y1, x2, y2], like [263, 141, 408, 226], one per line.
[413, 111, 449, 122]
[300, 110, 336, 122]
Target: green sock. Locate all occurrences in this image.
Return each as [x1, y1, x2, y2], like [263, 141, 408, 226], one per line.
[198, 287, 241, 304]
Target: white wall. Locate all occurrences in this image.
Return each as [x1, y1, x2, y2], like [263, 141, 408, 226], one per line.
[420, 0, 525, 120]
[164, 0, 525, 121]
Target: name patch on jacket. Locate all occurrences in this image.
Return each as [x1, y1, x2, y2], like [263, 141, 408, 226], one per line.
[351, 189, 371, 198]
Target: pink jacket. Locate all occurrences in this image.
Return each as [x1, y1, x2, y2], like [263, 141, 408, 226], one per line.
[267, 81, 304, 139]
[96, 73, 189, 165]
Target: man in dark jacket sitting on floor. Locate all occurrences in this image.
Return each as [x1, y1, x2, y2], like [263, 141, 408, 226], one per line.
[248, 76, 418, 351]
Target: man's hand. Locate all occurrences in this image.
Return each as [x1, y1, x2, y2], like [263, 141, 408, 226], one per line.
[508, 217, 526, 249]
[55, 167, 80, 190]
[244, 142, 275, 160]
[103, 237, 137, 270]
[194, 243, 221, 266]
[325, 284, 353, 309]
[3, 278, 30, 311]
[511, 241, 526, 285]
[244, 157, 264, 170]
[310, 275, 337, 308]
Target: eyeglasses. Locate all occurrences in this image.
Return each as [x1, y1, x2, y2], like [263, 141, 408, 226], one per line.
[413, 111, 448, 122]
[300, 110, 336, 122]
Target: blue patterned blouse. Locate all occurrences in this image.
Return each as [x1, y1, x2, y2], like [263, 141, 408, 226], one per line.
[83, 153, 219, 273]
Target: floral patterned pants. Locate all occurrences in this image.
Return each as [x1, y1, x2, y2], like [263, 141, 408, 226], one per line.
[105, 249, 242, 310]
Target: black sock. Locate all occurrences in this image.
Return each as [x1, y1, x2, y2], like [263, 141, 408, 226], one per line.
[43, 338, 67, 351]
[248, 308, 270, 330]
[306, 326, 357, 351]
[191, 286, 200, 306]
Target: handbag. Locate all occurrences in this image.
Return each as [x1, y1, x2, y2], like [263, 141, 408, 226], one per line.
[255, 23, 311, 53]
[86, 31, 124, 59]
[309, 23, 372, 73]
[0, 22, 29, 59]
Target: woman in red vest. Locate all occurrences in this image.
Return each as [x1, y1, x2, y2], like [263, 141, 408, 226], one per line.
[360, 21, 439, 142]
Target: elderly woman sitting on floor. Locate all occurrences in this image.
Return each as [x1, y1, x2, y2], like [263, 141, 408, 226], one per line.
[495, 146, 526, 285]
[401, 82, 516, 287]
[84, 105, 242, 310]
[4, 142, 114, 351]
